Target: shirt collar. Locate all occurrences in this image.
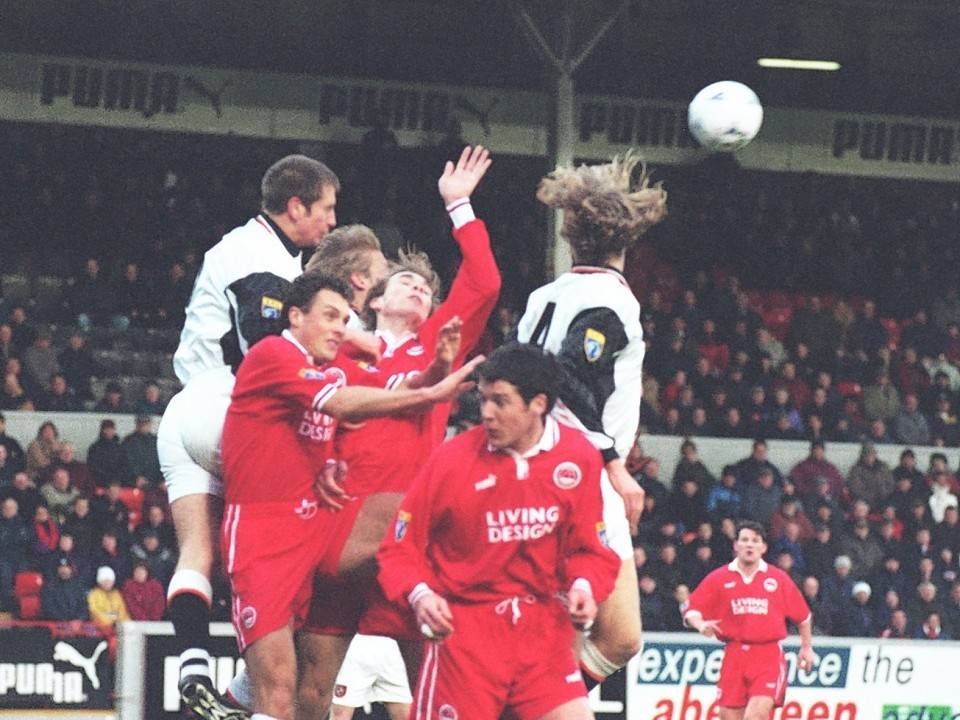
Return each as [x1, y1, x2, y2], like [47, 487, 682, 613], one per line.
[282, 329, 312, 362]
[259, 214, 300, 258]
[727, 558, 768, 583]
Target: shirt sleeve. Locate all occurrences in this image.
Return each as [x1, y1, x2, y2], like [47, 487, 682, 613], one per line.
[781, 571, 812, 625]
[684, 570, 720, 622]
[222, 272, 293, 372]
[418, 219, 501, 367]
[377, 459, 443, 606]
[553, 307, 631, 463]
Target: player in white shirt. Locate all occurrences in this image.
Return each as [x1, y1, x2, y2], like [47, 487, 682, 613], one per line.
[516, 150, 667, 691]
[157, 154, 339, 720]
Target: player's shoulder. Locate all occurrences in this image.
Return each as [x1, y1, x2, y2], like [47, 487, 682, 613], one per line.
[436, 426, 487, 457]
[554, 423, 604, 458]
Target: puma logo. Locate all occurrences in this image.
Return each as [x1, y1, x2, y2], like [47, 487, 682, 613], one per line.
[183, 76, 232, 118]
[53, 641, 107, 689]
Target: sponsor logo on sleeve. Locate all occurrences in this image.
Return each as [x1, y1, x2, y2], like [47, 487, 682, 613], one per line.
[395, 511, 411, 541]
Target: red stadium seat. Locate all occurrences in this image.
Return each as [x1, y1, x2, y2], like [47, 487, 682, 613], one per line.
[762, 306, 793, 341]
[837, 381, 863, 398]
[14, 571, 43, 620]
[880, 317, 900, 350]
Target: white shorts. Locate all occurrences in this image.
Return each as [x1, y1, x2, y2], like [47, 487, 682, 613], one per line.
[601, 468, 633, 561]
[332, 634, 412, 708]
[157, 367, 234, 503]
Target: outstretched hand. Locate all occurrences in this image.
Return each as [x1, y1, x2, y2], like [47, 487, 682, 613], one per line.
[435, 316, 463, 366]
[438, 145, 492, 205]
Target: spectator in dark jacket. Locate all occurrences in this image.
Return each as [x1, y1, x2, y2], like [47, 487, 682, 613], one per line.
[120, 416, 162, 488]
[41, 558, 89, 621]
[87, 420, 125, 489]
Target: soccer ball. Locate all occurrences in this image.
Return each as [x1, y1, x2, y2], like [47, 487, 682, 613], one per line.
[687, 81, 764, 152]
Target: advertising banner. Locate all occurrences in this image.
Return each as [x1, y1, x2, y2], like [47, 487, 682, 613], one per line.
[0, 623, 114, 710]
[633, 634, 960, 720]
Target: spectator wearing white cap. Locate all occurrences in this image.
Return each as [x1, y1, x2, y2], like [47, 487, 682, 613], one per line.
[835, 581, 876, 637]
[87, 565, 130, 630]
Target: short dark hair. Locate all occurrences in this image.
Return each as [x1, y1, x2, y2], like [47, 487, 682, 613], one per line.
[261, 155, 340, 215]
[478, 343, 561, 411]
[736, 519, 768, 543]
[283, 270, 352, 324]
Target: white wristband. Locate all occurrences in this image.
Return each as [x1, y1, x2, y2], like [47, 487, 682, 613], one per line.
[408, 582, 435, 608]
[570, 578, 593, 598]
[446, 199, 475, 229]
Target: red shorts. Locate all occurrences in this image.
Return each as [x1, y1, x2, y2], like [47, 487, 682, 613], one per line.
[221, 501, 336, 653]
[414, 597, 584, 720]
[302, 572, 366, 636]
[717, 641, 787, 708]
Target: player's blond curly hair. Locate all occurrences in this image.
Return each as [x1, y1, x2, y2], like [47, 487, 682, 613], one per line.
[538, 149, 667, 266]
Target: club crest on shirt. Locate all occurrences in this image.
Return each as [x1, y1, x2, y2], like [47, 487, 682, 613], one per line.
[239, 605, 257, 630]
[584, 328, 606, 362]
[438, 704, 458, 720]
[553, 461, 582, 489]
[395, 510, 411, 541]
[295, 499, 318, 520]
[763, 577, 778, 592]
[596, 521, 609, 547]
[260, 296, 283, 319]
[334, 684, 347, 698]
[407, 344, 425, 357]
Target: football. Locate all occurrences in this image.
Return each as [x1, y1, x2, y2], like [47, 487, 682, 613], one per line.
[687, 81, 764, 152]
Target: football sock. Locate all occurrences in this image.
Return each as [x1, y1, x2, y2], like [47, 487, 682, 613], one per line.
[167, 569, 214, 687]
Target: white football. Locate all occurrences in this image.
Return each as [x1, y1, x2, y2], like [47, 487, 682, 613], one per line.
[687, 81, 764, 152]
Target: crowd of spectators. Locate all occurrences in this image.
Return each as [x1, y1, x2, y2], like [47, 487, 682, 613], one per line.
[628, 436, 960, 641]
[0, 413, 174, 625]
[2, 119, 960, 640]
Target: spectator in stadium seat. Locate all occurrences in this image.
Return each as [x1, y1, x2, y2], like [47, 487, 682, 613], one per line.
[21, 330, 60, 396]
[902, 308, 943, 360]
[42, 557, 89, 622]
[39, 467, 81, 526]
[154, 260, 194, 329]
[0, 497, 30, 613]
[91, 528, 131, 585]
[933, 505, 960, 555]
[835, 582, 877, 638]
[839, 518, 885, 581]
[893, 392, 932, 445]
[130, 529, 175, 589]
[930, 396, 960, 447]
[671, 439, 716, 489]
[112, 261, 154, 328]
[855, 299, 889, 361]
[0, 412, 25, 473]
[7, 305, 37, 358]
[57, 331, 102, 404]
[741, 467, 782, 527]
[1, 357, 37, 411]
[25, 421, 61, 481]
[87, 565, 130, 629]
[768, 496, 815, 544]
[61, 495, 98, 561]
[863, 368, 900, 423]
[37, 373, 83, 412]
[914, 610, 951, 640]
[68, 258, 125, 332]
[94, 381, 131, 414]
[789, 439, 846, 501]
[120, 416, 162, 488]
[799, 576, 833, 636]
[847, 441, 895, 513]
[928, 471, 959, 524]
[90, 484, 131, 545]
[46, 531, 93, 588]
[732, 439, 785, 489]
[29, 504, 59, 571]
[772, 361, 810, 412]
[86, 420, 125, 489]
[133, 381, 167, 416]
[637, 572, 669, 632]
[120, 561, 166, 621]
[865, 418, 895, 445]
[135, 504, 175, 550]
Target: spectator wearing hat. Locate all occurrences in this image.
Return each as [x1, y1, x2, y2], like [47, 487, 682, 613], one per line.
[120, 416, 161, 489]
[41, 557, 89, 621]
[835, 581, 877, 637]
[87, 420, 125, 489]
[847, 441, 895, 513]
[893, 393, 932, 446]
[120, 561, 166, 621]
[87, 565, 130, 630]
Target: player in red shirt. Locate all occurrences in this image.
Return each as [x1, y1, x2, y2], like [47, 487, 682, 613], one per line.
[220, 270, 482, 720]
[377, 343, 621, 720]
[297, 146, 500, 718]
[683, 520, 816, 720]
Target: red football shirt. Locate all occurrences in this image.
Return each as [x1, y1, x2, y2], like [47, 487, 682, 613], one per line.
[683, 560, 811, 644]
[336, 218, 500, 495]
[377, 418, 621, 605]
[222, 331, 380, 504]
